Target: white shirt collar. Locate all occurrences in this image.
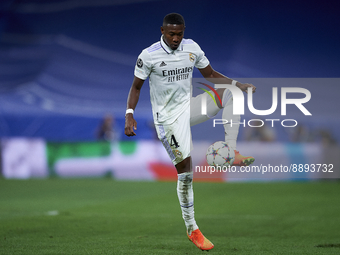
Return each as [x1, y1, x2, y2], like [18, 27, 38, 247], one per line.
[160, 36, 183, 54]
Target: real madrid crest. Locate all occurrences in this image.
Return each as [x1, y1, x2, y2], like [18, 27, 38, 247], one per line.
[189, 53, 195, 62]
[174, 150, 182, 158]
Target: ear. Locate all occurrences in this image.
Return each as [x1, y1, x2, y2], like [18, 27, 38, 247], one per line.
[160, 26, 164, 35]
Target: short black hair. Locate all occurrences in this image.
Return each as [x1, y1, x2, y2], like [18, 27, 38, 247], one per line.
[163, 13, 185, 26]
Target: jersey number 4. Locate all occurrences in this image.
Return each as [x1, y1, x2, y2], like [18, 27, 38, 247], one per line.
[170, 135, 180, 148]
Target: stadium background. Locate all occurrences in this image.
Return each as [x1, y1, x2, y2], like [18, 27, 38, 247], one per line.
[0, 0, 339, 180]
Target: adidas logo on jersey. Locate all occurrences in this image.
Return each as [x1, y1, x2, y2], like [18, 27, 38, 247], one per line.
[159, 61, 167, 67]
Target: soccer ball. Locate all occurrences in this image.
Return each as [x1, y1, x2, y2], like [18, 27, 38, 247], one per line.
[206, 141, 235, 167]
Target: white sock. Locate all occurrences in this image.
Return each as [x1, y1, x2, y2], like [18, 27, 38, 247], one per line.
[222, 89, 240, 150]
[177, 172, 198, 235]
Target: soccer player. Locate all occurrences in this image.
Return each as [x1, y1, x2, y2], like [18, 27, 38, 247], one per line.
[124, 13, 256, 251]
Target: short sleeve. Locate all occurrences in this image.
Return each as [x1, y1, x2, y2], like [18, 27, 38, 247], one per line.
[134, 49, 152, 80]
[194, 43, 210, 69]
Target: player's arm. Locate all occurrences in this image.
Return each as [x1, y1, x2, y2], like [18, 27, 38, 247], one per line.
[199, 64, 256, 93]
[124, 76, 145, 136]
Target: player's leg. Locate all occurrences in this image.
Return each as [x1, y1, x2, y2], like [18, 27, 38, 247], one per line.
[155, 110, 197, 234]
[190, 88, 237, 147]
[174, 157, 197, 234]
[155, 109, 213, 250]
[218, 88, 255, 166]
[217, 88, 239, 149]
[190, 88, 254, 166]
[175, 157, 214, 250]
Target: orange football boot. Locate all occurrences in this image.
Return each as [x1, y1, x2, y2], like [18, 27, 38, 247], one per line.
[232, 150, 255, 166]
[187, 229, 214, 251]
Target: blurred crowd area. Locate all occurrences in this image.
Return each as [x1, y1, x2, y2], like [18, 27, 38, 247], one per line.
[1, 116, 339, 179]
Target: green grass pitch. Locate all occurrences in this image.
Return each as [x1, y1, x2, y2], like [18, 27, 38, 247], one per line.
[1, 179, 340, 254]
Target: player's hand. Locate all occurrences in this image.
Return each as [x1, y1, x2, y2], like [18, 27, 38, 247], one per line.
[124, 114, 137, 136]
[237, 83, 256, 93]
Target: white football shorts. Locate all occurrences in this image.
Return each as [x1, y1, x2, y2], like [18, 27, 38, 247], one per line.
[155, 91, 224, 166]
[155, 106, 192, 166]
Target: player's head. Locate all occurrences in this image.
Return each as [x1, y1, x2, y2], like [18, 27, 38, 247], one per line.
[162, 13, 185, 27]
[161, 13, 185, 51]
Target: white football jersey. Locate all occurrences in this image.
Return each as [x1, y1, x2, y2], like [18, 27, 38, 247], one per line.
[134, 36, 209, 125]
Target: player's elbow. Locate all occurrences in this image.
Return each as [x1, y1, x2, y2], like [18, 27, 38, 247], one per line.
[204, 68, 219, 79]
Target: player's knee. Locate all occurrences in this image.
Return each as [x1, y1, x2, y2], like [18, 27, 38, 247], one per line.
[216, 88, 225, 108]
[175, 157, 191, 174]
[216, 88, 233, 108]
